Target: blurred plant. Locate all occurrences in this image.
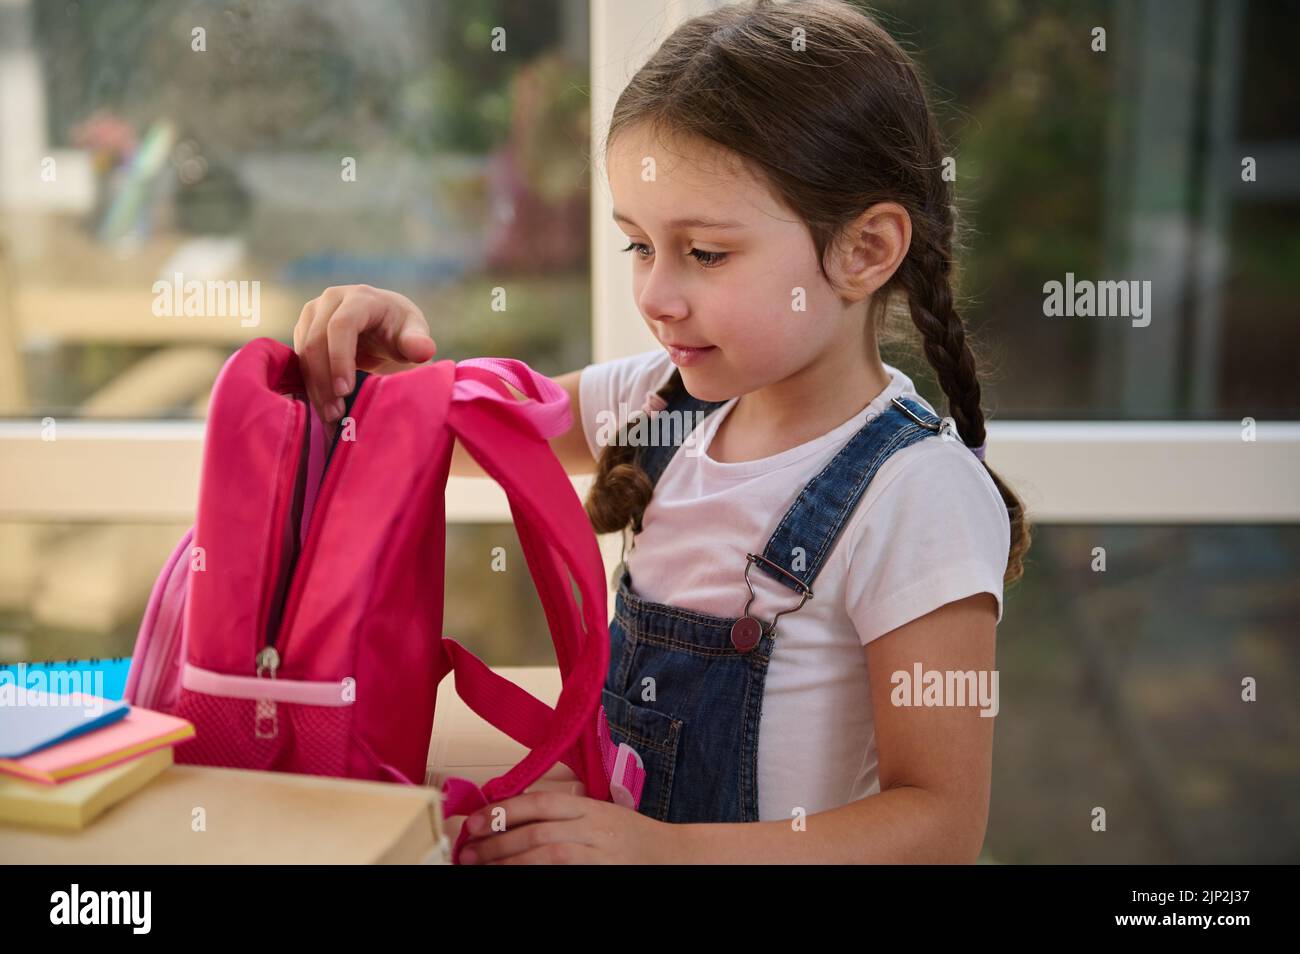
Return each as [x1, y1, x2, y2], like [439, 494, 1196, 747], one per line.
[868, 0, 1113, 298]
[511, 52, 589, 204]
[69, 108, 137, 173]
[482, 50, 589, 274]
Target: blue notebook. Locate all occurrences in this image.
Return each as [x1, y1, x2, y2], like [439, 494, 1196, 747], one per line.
[0, 696, 130, 759]
[0, 657, 134, 758]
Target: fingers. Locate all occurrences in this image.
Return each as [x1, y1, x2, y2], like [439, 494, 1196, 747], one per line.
[323, 291, 380, 399]
[292, 301, 309, 354]
[395, 306, 437, 364]
[292, 285, 435, 425]
[461, 818, 593, 865]
[296, 288, 346, 423]
[463, 792, 587, 840]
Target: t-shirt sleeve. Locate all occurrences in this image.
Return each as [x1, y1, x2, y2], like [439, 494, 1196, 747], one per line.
[577, 348, 676, 461]
[843, 438, 1011, 645]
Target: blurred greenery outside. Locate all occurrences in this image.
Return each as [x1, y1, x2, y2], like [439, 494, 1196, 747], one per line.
[1, 0, 1297, 863]
[17, 0, 593, 414]
[869, 0, 1298, 420]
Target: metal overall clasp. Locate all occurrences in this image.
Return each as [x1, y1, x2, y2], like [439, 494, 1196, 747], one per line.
[730, 553, 814, 653]
[611, 524, 634, 591]
[890, 396, 958, 441]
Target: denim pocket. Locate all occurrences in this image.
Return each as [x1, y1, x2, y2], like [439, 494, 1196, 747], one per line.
[601, 687, 682, 822]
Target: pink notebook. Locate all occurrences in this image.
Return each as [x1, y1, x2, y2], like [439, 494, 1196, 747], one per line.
[0, 705, 195, 785]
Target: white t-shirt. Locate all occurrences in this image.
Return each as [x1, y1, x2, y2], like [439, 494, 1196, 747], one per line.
[579, 348, 1010, 820]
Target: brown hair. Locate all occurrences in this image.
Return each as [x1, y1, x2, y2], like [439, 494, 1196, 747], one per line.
[586, 0, 1029, 586]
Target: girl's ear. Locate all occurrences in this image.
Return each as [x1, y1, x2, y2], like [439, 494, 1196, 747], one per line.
[827, 202, 913, 302]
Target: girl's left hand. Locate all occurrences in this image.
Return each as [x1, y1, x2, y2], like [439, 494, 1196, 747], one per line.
[458, 792, 683, 865]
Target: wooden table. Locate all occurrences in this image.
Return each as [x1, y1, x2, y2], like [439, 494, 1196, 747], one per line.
[0, 666, 577, 863]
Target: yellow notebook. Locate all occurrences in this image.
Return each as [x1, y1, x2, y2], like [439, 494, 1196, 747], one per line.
[0, 746, 173, 830]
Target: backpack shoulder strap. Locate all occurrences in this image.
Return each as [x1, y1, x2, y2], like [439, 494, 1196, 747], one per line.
[441, 359, 621, 858]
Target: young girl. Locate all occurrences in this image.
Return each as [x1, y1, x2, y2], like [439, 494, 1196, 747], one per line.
[293, 0, 1029, 864]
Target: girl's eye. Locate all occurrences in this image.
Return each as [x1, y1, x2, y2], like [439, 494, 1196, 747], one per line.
[620, 242, 728, 268]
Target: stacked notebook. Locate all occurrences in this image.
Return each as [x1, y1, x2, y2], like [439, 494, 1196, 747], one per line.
[0, 686, 194, 829]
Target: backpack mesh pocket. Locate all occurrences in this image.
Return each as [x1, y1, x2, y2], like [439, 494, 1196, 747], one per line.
[173, 686, 354, 778]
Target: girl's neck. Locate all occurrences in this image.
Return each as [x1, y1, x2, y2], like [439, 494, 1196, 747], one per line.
[710, 348, 893, 464]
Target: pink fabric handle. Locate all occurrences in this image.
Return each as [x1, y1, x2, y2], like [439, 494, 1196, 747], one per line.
[453, 358, 571, 440]
[182, 662, 354, 706]
[598, 706, 645, 809]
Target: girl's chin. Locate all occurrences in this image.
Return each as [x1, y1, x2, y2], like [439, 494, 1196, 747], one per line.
[677, 366, 734, 403]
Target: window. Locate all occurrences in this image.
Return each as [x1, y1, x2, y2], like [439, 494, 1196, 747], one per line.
[2, 0, 591, 424]
[0, 0, 593, 664]
[871, 0, 1300, 420]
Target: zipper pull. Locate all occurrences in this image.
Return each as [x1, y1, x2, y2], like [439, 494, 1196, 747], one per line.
[255, 646, 280, 740]
[256, 646, 280, 676]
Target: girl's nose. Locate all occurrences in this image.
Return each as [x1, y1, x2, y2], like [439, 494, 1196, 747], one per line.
[637, 264, 690, 324]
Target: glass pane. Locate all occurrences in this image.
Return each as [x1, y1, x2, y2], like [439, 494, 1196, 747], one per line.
[869, 0, 1300, 420]
[0, 0, 591, 420]
[988, 523, 1300, 863]
[0, 520, 555, 669]
[0, 521, 192, 663]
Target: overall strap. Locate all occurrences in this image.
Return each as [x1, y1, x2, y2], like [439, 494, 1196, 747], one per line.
[756, 395, 945, 595]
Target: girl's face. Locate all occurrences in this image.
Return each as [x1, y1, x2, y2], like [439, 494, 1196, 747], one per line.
[606, 125, 864, 404]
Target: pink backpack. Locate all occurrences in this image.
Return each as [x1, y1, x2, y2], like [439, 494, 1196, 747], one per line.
[125, 337, 645, 863]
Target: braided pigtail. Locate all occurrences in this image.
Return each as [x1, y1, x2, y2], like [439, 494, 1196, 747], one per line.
[584, 368, 687, 535]
[895, 206, 1031, 586]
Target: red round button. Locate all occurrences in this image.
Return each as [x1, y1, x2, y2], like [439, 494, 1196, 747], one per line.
[730, 616, 763, 652]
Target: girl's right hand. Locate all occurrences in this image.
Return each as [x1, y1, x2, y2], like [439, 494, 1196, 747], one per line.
[292, 284, 437, 424]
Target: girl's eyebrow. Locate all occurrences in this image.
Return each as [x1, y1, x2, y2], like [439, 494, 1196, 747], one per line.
[612, 210, 746, 231]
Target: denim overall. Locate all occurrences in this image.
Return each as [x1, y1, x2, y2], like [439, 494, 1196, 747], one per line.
[602, 387, 949, 823]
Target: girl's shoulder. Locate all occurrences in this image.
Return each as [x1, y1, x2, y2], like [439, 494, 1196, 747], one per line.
[847, 428, 1009, 544]
[841, 432, 1011, 643]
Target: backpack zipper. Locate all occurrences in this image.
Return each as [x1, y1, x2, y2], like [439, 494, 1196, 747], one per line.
[262, 396, 312, 651]
[253, 374, 372, 739]
[254, 394, 312, 739]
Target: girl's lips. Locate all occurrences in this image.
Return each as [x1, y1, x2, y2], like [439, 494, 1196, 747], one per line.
[665, 344, 717, 367]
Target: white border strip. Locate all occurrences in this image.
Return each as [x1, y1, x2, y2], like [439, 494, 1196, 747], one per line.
[986, 421, 1300, 523]
[0, 420, 594, 523]
[1, 419, 1295, 523]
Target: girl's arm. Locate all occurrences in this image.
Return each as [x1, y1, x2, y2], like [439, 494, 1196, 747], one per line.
[673, 592, 997, 864]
